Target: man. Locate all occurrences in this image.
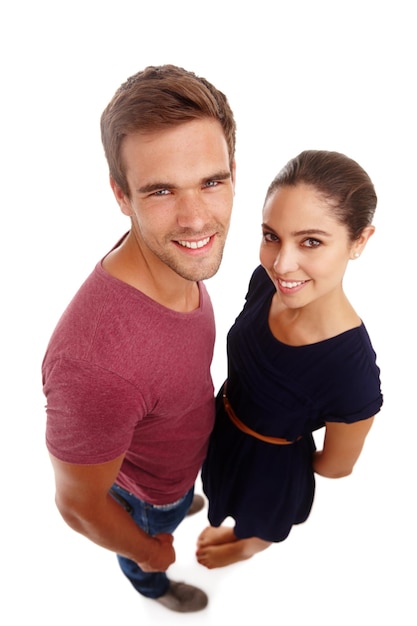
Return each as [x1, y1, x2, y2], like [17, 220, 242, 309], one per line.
[42, 65, 236, 613]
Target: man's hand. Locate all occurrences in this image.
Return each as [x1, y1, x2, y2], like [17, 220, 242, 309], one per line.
[138, 532, 175, 572]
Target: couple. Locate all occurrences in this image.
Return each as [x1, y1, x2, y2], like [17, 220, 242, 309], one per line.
[42, 65, 383, 614]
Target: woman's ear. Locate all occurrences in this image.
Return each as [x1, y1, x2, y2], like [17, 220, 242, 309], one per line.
[110, 175, 132, 216]
[350, 225, 375, 259]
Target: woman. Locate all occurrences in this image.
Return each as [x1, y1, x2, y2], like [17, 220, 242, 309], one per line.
[197, 150, 383, 569]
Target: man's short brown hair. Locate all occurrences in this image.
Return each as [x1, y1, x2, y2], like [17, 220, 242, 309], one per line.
[101, 64, 236, 196]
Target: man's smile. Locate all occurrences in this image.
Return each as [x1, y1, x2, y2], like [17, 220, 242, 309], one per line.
[176, 236, 212, 249]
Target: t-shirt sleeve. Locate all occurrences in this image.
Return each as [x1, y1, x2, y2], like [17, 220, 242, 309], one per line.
[44, 357, 146, 464]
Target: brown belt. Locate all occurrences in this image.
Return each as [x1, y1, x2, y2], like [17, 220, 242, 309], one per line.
[222, 384, 300, 445]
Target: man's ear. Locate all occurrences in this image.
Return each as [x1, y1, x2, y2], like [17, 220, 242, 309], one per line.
[110, 175, 132, 216]
[231, 160, 237, 192]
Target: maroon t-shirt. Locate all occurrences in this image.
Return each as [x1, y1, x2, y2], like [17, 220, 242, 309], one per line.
[43, 259, 216, 504]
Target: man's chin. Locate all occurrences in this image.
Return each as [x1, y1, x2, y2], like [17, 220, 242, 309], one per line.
[176, 259, 223, 282]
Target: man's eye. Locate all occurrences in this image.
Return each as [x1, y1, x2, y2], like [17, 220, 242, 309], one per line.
[204, 180, 218, 188]
[153, 189, 170, 196]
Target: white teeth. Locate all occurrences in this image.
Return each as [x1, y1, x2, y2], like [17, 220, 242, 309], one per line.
[280, 279, 304, 288]
[178, 237, 210, 249]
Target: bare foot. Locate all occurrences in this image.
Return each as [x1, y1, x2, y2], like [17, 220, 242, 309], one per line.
[197, 525, 237, 548]
[196, 541, 251, 569]
[196, 531, 272, 569]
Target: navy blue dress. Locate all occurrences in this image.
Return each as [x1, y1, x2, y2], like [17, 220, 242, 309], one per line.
[202, 266, 383, 542]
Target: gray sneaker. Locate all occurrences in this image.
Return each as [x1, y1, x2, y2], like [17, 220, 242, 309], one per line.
[155, 581, 208, 612]
[186, 494, 205, 516]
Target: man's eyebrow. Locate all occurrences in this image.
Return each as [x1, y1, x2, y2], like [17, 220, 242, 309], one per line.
[136, 181, 175, 194]
[201, 170, 232, 184]
[136, 170, 232, 195]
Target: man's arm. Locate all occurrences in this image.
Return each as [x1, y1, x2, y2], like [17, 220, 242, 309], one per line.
[313, 417, 374, 478]
[49, 453, 175, 572]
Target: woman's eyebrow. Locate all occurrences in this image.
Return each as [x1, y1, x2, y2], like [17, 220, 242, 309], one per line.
[262, 223, 332, 237]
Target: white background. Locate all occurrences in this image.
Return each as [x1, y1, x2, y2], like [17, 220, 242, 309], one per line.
[1, 1, 415, 624]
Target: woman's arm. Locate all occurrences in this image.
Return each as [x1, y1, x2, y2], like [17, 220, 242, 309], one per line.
[313, 417, 374, 478]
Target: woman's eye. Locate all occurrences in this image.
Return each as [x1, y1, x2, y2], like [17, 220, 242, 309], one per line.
[262, 231, 279, 243]
[303, 238, 321, 248]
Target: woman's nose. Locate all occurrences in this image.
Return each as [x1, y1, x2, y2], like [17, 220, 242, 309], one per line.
[273, 246, 299, 274]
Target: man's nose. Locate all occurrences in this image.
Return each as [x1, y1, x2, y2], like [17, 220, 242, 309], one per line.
[176, 192, 209, 229]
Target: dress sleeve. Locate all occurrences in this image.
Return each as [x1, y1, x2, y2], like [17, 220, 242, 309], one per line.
[321, 326, 383, 424]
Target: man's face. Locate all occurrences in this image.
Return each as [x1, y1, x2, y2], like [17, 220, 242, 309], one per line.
[112, 118, 235, 282]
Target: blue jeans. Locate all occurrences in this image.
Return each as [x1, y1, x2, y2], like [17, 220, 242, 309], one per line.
[110, 484, 194, 598]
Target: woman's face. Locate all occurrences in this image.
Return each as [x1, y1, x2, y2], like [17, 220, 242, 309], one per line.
[260, 183, 365, 310]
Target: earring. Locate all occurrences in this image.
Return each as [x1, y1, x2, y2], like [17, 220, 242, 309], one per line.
[353, 252, 360, 258]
